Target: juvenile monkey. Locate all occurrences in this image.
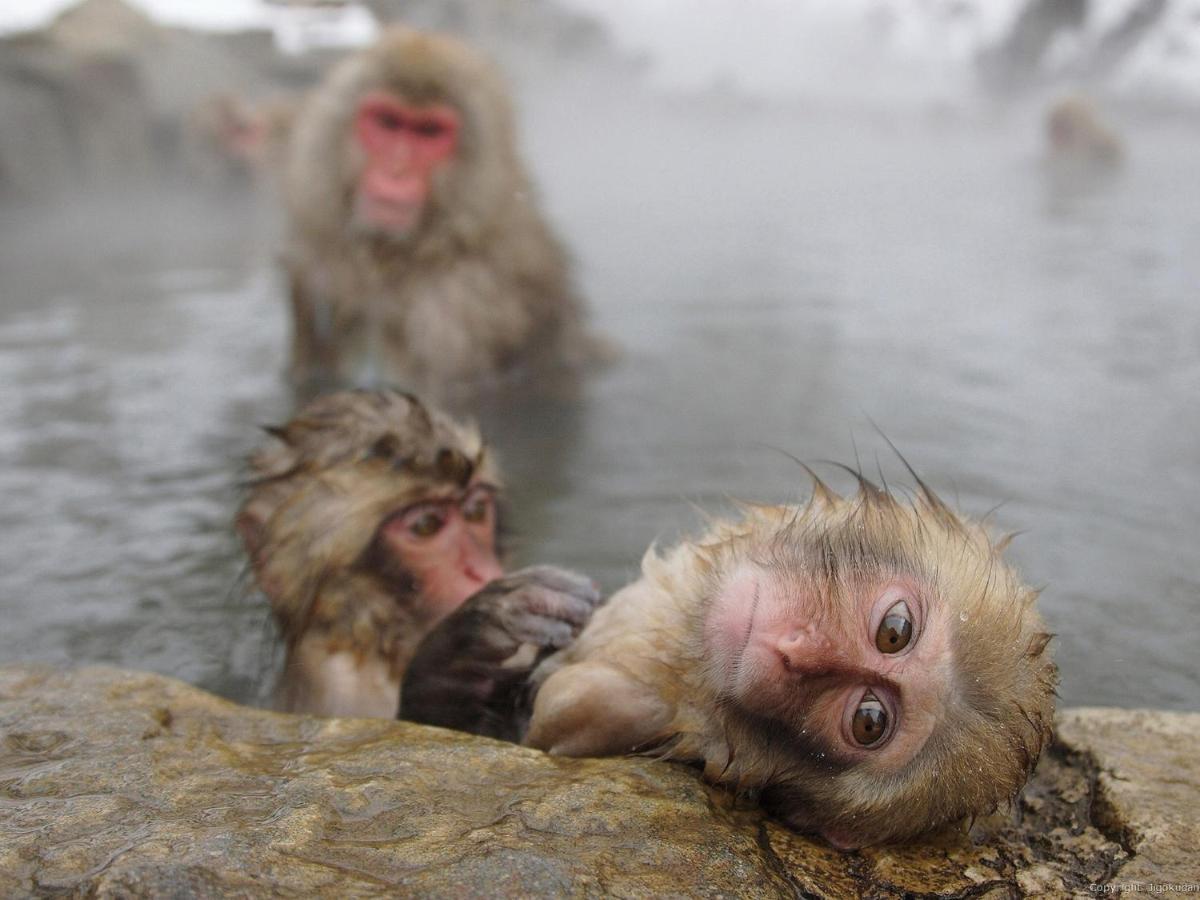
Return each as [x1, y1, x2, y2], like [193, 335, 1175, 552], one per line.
[279, 27, 595, 393]
[237, 389, 598, 718]
[410, 466, 1057, 847]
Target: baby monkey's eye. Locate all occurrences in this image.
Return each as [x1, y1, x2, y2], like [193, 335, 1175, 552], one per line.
[851, 692, 888, 746]
[876, 599, 913, 653]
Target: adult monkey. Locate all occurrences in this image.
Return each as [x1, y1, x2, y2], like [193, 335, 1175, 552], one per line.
[237, 389, 599, 718]
[406, 465, 1057, 847]
[280, 28, 595, 393]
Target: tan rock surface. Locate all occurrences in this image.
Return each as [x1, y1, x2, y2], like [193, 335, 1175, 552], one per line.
[1056, 707, 1200, 889]
[1, 665, 1196, 898]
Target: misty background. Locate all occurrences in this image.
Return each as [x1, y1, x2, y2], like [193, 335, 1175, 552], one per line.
[0, 0, 1197, 713]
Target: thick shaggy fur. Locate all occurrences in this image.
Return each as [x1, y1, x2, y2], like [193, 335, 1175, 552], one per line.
[281, 27, 592, 394]
[529, 474, 1057, 846]
[238, 389, 500, 711]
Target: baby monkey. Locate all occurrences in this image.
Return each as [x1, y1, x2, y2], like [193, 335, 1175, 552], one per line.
[238, 389, 598, 718]
[412, 466, 1057, 847]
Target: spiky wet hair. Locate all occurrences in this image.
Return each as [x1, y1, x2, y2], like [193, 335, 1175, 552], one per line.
[237, 389, 499, 644]
[652, 467, 1057, 846]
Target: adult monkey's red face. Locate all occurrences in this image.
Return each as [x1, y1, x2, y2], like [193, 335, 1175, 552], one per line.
[353, 90, 460, 236]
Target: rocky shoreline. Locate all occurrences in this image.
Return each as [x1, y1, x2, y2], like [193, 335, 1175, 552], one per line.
[1, 665, 1196, 897]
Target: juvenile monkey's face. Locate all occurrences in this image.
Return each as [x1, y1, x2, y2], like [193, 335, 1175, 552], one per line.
[373, 479, 503, 619]
[706, 564, 952, 775]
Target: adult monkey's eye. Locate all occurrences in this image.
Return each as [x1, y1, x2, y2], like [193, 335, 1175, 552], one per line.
[376, 110, 404, 131]
[413, 119, 446, 138]
[875, 599, 914, 653]
[409, 510, 445, 538]
[851, 693, 888, 746]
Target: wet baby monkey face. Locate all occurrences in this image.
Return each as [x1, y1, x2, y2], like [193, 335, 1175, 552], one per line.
[705, 564, 951, 776]
[689, 480, 1056, 848]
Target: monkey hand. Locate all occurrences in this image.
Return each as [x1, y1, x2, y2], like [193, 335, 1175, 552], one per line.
[399, 566, 602, 742]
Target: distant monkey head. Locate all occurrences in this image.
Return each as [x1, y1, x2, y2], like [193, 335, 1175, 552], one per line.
[1047, 97, 1091, 151]
[1045, 96, 1123, 166]
[687, 473, 1057, 847]
[288, 27, 522, 250]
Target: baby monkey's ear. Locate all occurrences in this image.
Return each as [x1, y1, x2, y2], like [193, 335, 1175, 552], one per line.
[525, 661, 675, 758]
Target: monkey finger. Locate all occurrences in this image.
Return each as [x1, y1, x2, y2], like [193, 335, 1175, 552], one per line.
[500, 612, 579, 651]
[439, 612, 574, 666]
[465, 620, 524, 660]
[497, 587, 599, 632]
[501, 565, 602, 606]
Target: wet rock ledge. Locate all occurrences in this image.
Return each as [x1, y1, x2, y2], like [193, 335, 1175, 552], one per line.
[1, 665, 1196, 898]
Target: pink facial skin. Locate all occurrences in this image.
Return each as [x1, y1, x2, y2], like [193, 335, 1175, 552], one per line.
[353, 92, 460, 234]
[706, 565, 951, 777]
[378, 482, 503, 619]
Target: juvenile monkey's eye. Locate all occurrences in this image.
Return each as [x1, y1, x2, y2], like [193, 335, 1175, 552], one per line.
[408, 511, 445, 537]
[851, 693, 888, 746]
[461, 490, 491, 523]
[875, 599, 913, 653]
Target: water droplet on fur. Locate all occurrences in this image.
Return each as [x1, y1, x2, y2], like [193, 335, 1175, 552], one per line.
[959, 611, 969, 622]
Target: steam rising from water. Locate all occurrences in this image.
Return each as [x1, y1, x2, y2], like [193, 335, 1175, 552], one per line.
[560, 0, 1200, 105]
[562, 0, 1019, 101]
